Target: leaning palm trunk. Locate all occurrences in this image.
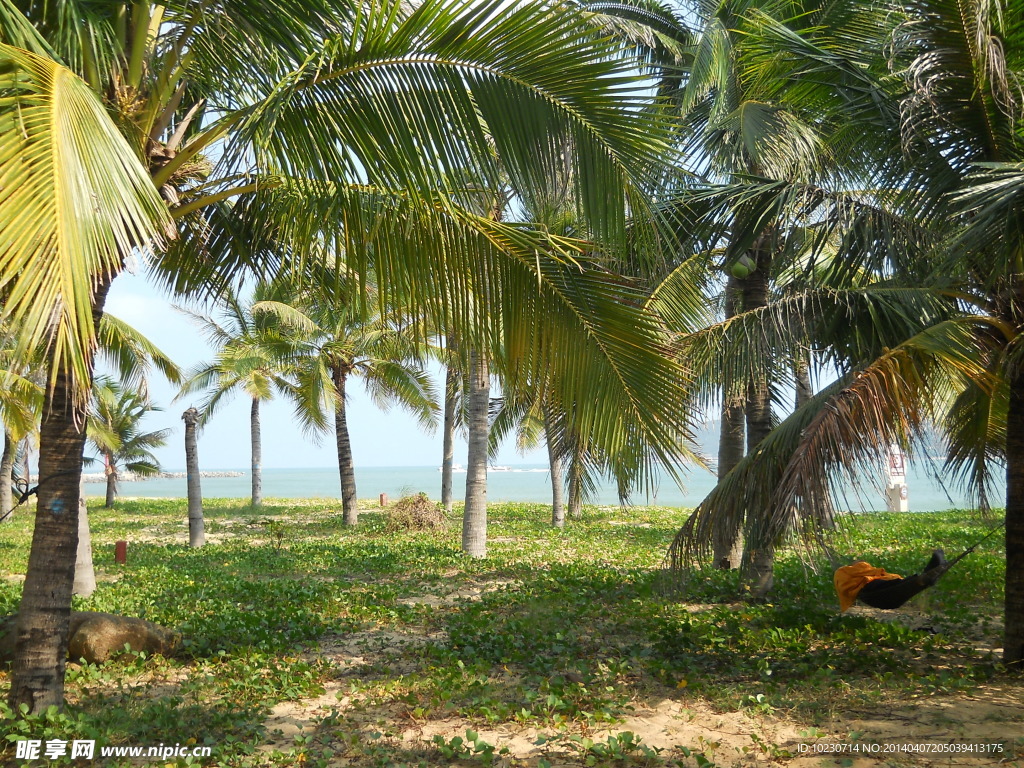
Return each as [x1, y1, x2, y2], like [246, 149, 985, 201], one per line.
[9, 371, 88, 712]
[795, 355, 813, 407]
[546, 415, 566, 528]
[462, 349, 489, 557]
[250, 397, 262, 508]
[333, 366, 359, 526]
[182, 408, 205, 547]
[1005, 367, 1024, 665]
[73, 488, 96, 598]
[713, 277, 745, 569]
[741, 248, 774, 596]
[0, 430, 15, 523]
[441, 361, 459, 513]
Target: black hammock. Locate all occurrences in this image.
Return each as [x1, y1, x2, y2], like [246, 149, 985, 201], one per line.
[855, 522, 1004, 610]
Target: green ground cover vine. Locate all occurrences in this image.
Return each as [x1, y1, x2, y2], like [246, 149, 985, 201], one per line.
[0, 499, 1016, 766]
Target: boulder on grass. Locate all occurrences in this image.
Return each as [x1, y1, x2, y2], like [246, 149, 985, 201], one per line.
[0, 611, 180, 665]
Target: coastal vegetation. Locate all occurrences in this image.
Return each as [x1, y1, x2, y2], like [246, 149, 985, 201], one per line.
[0, 499, 1017, 766]
[87, 377, 170, 509]
[1, 0, 1024, 757]
[0, 0, 692, 712]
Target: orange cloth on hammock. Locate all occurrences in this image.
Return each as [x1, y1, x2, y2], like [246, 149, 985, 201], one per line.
[834, 561, 903, 612]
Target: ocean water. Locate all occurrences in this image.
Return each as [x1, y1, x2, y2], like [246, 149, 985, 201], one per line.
[86, 462, 1002, 511]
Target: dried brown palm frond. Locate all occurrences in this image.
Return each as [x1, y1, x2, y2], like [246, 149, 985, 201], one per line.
[666, 315, 1001, 575]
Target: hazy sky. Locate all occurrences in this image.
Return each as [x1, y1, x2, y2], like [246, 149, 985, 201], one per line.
[102, 269, 548, 471]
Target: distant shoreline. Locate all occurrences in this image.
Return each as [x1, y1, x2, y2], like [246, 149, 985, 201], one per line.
[80, 471, 245, 483]
[62, 464, 990, 510]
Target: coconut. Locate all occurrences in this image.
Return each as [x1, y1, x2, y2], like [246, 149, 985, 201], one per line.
[729, 254, 756, 279]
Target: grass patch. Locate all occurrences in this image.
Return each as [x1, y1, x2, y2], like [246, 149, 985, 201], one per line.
[0, 500, 1018, 766]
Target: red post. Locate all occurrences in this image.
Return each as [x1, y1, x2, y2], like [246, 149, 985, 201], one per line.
[379, 493, 388, 507]
[114, 540, 127, 565]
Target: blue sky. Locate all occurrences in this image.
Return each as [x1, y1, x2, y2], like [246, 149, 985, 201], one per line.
[102, 270, 547, 471]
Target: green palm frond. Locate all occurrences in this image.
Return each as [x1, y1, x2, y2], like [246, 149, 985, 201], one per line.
[0, 46, 170, 396]
[88, 376, 168, 473]
[0, 323, 43, 440]
[99, 313, 183, 392]
[679, 285, 953, 408]
[238, 0, 670, 239]
[570, 0, 694, 92]
[363, 360, 439, 432]
[942, 374, 1007, 511]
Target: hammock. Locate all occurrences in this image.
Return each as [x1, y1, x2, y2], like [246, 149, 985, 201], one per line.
[837, 521, 1004, 611]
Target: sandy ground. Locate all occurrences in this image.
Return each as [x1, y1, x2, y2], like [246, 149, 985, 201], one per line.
[257, 580, 1024, 768]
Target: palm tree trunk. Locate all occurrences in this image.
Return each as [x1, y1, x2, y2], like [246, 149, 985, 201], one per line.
[1004, 365, 1024, 666]
[713, 276, 745, 569]
[794, 355, 813, 408]
[333, 365, 358, 526]
[250, 397, 262, 508]
[567, 448, 583, 520]
[462, 349, 489, 557]
[544, 415, 569, 528]
[8, 272, 114, 713]
[17, 437, 31, 495]
[8, 365, 87, 712]
[742, 244, 774, 597]
[714, 396, 745, 568]
[793, 353, 835, 530]
[0, 429, 15, 523]
[104, 451, 117, 508]
[441, 361, 458, 513]
[182, 407, 204, 547]
[73, 489, 96, 598]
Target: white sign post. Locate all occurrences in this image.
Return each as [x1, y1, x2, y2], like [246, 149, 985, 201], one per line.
[885, 444, 908, 512]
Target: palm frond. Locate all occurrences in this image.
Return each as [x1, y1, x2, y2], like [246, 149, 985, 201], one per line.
[0, 46, 170, 397]
[668, 316, 999, 571]
[236, 0, 671, 241]
[99, 313, 183, 392]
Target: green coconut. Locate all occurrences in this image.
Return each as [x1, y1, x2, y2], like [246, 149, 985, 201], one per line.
[729, 254, 756, 279]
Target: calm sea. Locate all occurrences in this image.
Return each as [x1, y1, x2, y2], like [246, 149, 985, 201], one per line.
[86, 463, 1001, 511]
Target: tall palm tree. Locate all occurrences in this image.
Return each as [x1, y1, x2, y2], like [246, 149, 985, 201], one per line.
[462, 349, 490, 556]
[182, 406, 204, 548]
[88, 378, 169, 508]
[257, 288, 437, 525]
[1, 0, 691, 711]
[439, 342, 464, 515]
[177, 281, 302, 507]
[658, 0, 1024, 662]
[580, 0, 820, 586]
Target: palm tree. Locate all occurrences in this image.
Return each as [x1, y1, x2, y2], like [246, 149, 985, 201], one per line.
[257, 288, 437, 525]
[182, 407, 204, 548]
[1, 0, 691, 711]
[88, 378, 169, 508]
[439, 337, 465, 515]
[656, 0, 1024, 662]
[462, 349, 490, 556]
[177, 281, 302, 508]
[578, 0, 779, 582]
